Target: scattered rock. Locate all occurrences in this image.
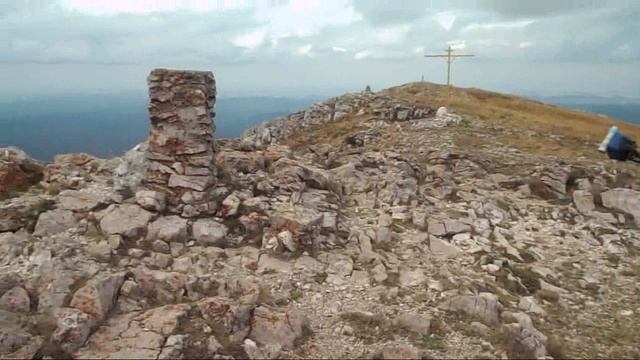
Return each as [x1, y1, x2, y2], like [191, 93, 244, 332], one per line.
[100, 204, 154, 238]
[0, 287, 30, 313]
[192, 218, 228, 247]
[135, 190, 166, 212]
[34, 209, 77, 237]
[601, 188, 640, 224]
[394, 312, 431, 335]
[146, 215, 189, 243]
[250, 306, 309, 350]
[440, 293, 503, 326]
[52, 307, 97, 353]
[69, 273, 126, 321]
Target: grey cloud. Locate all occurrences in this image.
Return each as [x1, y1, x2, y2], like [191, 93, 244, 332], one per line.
[474, 0, 640, 18]
[351, 0, 431, 25]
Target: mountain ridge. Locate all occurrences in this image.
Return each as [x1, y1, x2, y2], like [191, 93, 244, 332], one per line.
[1, 80, 640, 359]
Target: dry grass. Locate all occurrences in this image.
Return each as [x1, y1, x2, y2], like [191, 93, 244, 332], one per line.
[286, 114, 370, 151]
[384, 82, 640, 159]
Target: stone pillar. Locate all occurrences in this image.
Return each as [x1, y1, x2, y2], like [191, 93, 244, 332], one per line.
[145, 69, 217, 218]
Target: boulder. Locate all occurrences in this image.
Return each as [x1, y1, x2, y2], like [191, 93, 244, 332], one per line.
[113, 142, 147, 194]
[501, 312, 547, 359]
[69, 273, 126, 321]
[257, 255, 293, 274]
[0, 287, 30, 313]
[0, 147, 44, 198]
[44, 153, 99, 189]
[33, 209, 77, 237]
[100, 204, 154, 238]
[135, 190, 166, 212]
[378, 343, 421, 359]
[57, 189, 109, 212]
[192, 219, 228, 246]
[146, 216, 189, 243]
[197, 297, 253, 344]
[572, 190, 595, 213]
[394, 312, 431, 335]
[429, 236, 462, 258]
[601, 188, 640, 224]
[399, 268, 427, 288]
[73, 304, 190, 359]
[52, 307, 97, 353]
[326, 253, 354, 277]
[249, 306, 309, 350]
[440, 293, 503, 326]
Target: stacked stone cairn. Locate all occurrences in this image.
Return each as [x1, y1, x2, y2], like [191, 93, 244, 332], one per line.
[145, 69, 218, 218]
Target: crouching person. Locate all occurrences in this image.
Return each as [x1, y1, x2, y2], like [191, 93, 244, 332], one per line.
[599, 126, 640, 163]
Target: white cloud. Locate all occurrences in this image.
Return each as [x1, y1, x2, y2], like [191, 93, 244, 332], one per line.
[435, 12, 456, 31]
[376, 24, 411, 44]
[231, 30, 266, 49]
[354, 50, 370, 60]
[63, 0, 245, 14]
[414, 47, 424, 54]
[447, 40, 466, 50]
[332, 46, 347, 52]
[463, 20, 535, 32]
[295, 44, 313, 56]
[256, 0, 361, 40]
[519, 41, 534, 49]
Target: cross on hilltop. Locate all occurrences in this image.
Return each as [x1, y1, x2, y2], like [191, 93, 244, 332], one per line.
[424, 45, 474, 86]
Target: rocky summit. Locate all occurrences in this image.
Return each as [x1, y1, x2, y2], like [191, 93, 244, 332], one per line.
[1, 73, 640, 360]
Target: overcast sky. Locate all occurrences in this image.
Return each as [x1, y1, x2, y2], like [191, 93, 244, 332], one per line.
[1, 0, 639, 101]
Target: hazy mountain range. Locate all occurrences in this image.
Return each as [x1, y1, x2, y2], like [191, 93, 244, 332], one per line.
[0, 94, 318, 160]
[0, 92, 638, 161]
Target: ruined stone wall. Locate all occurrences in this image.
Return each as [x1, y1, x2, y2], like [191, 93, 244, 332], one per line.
[145, 69, 217, 218]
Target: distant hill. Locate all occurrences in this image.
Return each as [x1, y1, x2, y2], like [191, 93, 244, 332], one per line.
[0, 95, 318, 160]
[1, 87, 638, 161]
[531, 94, 640, 125]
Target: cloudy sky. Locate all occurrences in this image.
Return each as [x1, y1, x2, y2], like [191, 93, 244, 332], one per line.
[1, 0, 639, 100]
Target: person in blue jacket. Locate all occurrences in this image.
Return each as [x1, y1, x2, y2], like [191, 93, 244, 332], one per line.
[599, 126, 640, 162]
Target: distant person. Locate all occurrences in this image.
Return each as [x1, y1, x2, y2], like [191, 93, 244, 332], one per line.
[599, 126, 640, 163]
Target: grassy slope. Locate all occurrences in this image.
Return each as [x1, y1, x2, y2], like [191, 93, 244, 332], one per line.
[384, 82, 640, 159]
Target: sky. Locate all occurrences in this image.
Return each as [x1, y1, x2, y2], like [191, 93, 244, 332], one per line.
[1, 0, 639, 101]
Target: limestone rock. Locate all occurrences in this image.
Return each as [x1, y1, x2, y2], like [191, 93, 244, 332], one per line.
[69, 273, 126, 322]
[221, 193, 241, 217]
[250, 306, 309, 350]
[572, 190, 595, 213]
[57, 189, 109, 212]
[399, 268, 427, 288]
[192, 219, 228, 246]
[326, 253, 354, 277]
[100, 204, 154, 238]
[0, 287, 30, 313]
[34, 209, 77, 237]
[518, 296, 546, 316]
[394, 312, 431, 335]
[601, 188, 640, 224]
[73, 304, 190, 359]
[0, 147, 44, 198]
[146, 215, 188, 243]
[378, 343, 421, 359]
[113, 142, 147, 194]
[429, 236, 462, 258]
[257, 255, 293, 274]
[135, 190, 166, 212]
[440, 293, 503, 326]
[501, 312, 547, 359]
[52, 307, 97, 354]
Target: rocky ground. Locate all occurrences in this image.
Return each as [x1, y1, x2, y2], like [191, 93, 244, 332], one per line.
[1, 83, 640, 359]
